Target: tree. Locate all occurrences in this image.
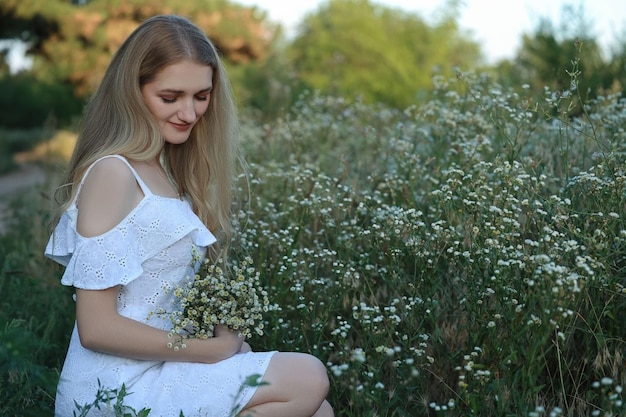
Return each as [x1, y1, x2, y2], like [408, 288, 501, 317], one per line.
[0, 0, 283, 128]
[0, 0, 280, 98]
[286, 0, 481, 109]
[494, 3, 614, 114]
[605, 29, 626, 95]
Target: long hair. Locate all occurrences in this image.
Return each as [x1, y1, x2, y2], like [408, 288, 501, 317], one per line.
[53, 15, 241, 253]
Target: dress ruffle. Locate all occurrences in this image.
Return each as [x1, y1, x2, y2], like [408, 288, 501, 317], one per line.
[45, 154, 216, 290]
[45, 196, 215, 289]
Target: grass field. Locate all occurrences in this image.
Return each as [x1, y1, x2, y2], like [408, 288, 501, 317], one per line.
[1, 69, 625, 416]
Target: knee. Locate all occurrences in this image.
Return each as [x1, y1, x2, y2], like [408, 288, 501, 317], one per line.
[302, 354, 330, 399]
[265, 352, 330, 405]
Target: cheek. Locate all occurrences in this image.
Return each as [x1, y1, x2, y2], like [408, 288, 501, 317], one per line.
[196, 101, 210, 117]
[144, 97, 164, 119]
[154, 103, 175, 121]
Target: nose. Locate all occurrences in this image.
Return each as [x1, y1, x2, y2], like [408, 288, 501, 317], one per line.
[178, 99, 196, 123]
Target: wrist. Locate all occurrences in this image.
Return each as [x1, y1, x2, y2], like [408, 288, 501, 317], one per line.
[200, 334, 240, 363]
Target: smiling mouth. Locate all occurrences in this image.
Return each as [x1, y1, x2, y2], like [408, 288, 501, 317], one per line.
[170, 122, 192, 130]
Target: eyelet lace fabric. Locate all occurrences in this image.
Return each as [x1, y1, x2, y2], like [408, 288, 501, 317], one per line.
[45, 155, 275, 417]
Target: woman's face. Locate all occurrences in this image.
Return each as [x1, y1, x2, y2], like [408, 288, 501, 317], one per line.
[141, 60, 213, 145]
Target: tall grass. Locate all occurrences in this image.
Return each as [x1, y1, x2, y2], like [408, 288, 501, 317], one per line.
[0, 177, 74, 415]
[1, 66, 625, 416]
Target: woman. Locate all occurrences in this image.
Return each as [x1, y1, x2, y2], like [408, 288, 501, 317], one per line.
[45, 14, 333, 417]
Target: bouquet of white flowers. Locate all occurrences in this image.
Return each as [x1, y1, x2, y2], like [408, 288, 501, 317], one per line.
[163, 255, 270, 351]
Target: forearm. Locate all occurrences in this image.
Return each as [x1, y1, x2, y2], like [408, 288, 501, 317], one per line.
[75, 287, 241, 363]
[78, 313, 238, 363]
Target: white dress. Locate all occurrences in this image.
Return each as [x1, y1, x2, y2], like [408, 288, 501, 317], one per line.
[45, 155, 275, 417]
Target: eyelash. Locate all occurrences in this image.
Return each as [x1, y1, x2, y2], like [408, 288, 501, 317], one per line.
[161, 95, 209, 104]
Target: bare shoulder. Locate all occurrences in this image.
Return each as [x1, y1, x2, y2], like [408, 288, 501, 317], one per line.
[84, 156, 135, 183]
[77, 156, 143, 237]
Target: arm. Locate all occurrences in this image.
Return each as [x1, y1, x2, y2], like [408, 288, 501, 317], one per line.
[76, 287, 243, 363]
[74, 157, 243, 363]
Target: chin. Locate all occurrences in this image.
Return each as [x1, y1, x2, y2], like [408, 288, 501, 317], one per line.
[164, 132, 192, 145]
[165, 138, 191, 145]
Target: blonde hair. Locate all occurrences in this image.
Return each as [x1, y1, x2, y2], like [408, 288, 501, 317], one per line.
[54, 15, 240, 253]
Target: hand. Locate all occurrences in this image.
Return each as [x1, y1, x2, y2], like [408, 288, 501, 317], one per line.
[238, 342, 252, 353]
[214, 325, 244, 354]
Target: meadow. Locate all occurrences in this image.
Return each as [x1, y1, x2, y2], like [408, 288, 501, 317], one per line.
[1, 67, 625, 416]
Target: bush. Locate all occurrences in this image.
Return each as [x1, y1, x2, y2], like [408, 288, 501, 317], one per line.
[0, 73, 83, 129]
[233, 71, 625, 415]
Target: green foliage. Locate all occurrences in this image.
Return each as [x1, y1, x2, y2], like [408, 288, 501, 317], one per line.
[227, 48, 306, 121]
[0, 320, 59, 416]
[0, 186, 74, 416]
[230, 69, 625, 416]
[69, 374, 267, 416]
[494, 3, 622, 114]
[0, 72, 83, 129]
[287, 0, 480, 109]
[72, 381, 151, 417]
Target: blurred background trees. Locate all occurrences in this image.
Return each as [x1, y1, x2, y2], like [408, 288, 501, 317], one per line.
[0, 0, 624, 130]
[285, 0, 480, 109]
[0, 0, 278, 128]
[492, 3, 623, 117]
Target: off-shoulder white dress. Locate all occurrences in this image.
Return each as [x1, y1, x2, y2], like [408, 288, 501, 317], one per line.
[45, 155, 275, 417]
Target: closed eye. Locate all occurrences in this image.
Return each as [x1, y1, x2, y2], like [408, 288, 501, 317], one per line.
[160, 94, 209, 104]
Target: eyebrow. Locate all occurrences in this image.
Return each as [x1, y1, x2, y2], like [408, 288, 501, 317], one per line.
[159, 87, 213, 94]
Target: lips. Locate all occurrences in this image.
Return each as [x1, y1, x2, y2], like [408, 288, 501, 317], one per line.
[170, 122, 192, 131]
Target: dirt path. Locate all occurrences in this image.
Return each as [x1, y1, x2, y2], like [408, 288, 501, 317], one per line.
[0, 163, 47, 234]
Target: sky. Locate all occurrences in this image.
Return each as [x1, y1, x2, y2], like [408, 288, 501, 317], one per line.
[237, 0, 626, 63]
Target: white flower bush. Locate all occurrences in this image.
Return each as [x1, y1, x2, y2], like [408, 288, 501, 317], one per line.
[232, 71, 626, 415]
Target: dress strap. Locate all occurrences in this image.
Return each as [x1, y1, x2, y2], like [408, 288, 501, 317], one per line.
[73, 155, 152, 206]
